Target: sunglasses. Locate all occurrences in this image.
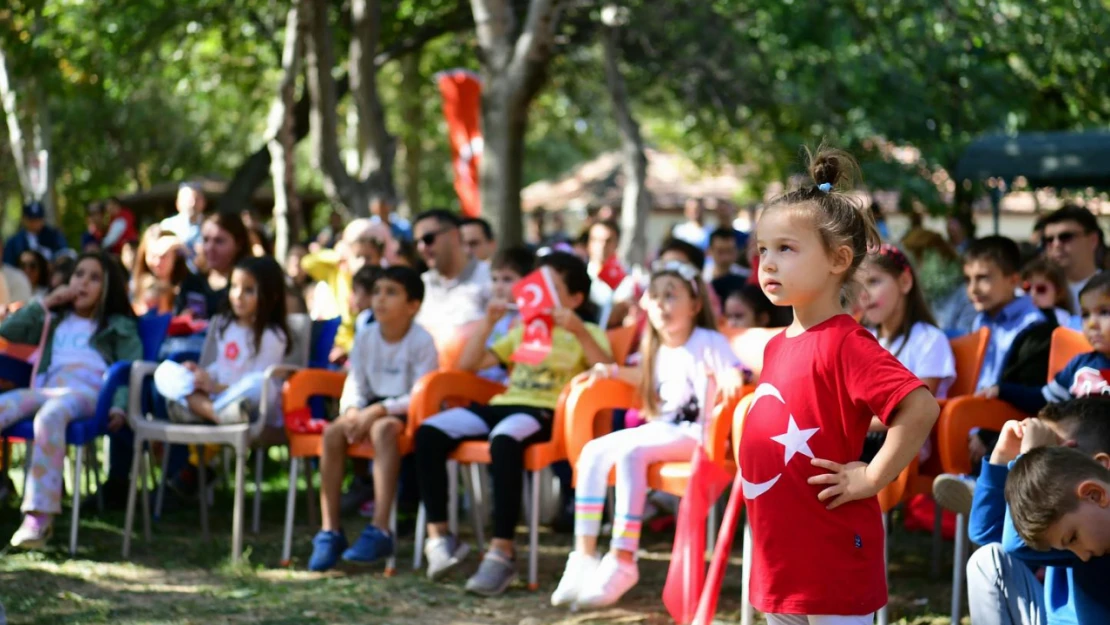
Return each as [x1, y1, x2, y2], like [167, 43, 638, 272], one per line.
[19, 262, 37, 270]
[1042, 231, 1081, 246]
[1023, 281, 1052, 296]
[417, 228, 449, 247]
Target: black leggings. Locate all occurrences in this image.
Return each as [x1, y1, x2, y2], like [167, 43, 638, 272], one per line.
[415, 404, 552, 541]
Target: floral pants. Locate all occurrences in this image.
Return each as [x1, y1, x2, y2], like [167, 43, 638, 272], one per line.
[0, 366, 99, 514]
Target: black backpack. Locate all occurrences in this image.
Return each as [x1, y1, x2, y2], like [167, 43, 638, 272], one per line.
[998, 309, 1058, 388]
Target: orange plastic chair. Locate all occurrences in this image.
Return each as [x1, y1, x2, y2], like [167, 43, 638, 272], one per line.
[1048, 327, 1092, 375]
[606, 324, 637, 367]
[946, 327, 991, 401]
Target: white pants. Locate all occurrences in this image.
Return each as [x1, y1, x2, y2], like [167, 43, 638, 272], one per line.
[765, 615, 874, 625]
[574, 420, 700, 552]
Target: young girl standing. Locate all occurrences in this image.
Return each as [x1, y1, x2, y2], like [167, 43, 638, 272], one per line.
[0, 252, 142, 549]
[155, 256, 290, 425]
[551, 261, 746, 609]
[741, 149, 939, 623]
[415, 251, 612, 596]
[859, 245, 956, 398]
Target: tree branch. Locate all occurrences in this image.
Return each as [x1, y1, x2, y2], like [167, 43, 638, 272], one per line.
[304, 0, 357, 205]
[470, 0, 516, 69]
[509, 0, 562, 84]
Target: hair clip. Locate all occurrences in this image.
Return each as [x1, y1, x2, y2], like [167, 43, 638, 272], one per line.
[817, 182, 833, 193]
[650, 260, 701, 294]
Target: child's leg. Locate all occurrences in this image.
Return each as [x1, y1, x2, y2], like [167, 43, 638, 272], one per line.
[320, 419, 354, 532]
[369, 416, 404, 532]
[185, 392, 217, 422]
[572, 429, 646, 556]
[609, 421, 698, 559]
[23, 387, 98, 515]
[414, 408, 490, 538]
[486, 413, 550, 557]
[967, 543, 1046, 625]
[0, 389, 51, 433]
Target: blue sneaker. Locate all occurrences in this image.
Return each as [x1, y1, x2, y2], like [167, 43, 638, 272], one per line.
[308, 530, 348, 572]
[341, 524, 394, 565]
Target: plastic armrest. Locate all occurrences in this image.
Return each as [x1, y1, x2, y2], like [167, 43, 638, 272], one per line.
[90, 361, 133, 433]
[407, 371, 506, 427]
[563, 378, 638, 469]
[127, 360, 161, 428]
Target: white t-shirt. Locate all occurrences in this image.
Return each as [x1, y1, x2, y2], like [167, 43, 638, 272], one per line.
[339, 321, 439, 416]
[46, 315, 108, 382]
[872, 321, 956, 399]
[206, 323, 288, 387]
[652, 327, 741, 423]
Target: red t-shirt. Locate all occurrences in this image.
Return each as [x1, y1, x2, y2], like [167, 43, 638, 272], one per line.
[738, 314, 923, 615]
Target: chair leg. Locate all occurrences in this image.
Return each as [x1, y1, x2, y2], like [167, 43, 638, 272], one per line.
[951, 512, 968, 625]
[706, 500, 719, 555]
[878, 513, 889, 625]
[122, 440, 145, 557]
[198, 453, 210, 541]
[304, 459, 318, 528]
[460, 463, 485, 553]
[155, 444, 171, 520]
[231, 446, 246, 564]
[140, 448, 151, 541]
[413, 503, 426, 570]
[528, 470, 541, 591]
[69, 448, 83, 556]
[252, 450, 264, 535]
[447, 461, 459, 536]
[932, 502, 942, 578]
[385, 499, 398, 576]
[740, 517, 753, 625]
[280, 457, 299, 566]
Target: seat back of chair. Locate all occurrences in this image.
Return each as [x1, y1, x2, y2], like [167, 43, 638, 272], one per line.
[430, 320, 485, 370]
[137, 312, 173, 362]
[947, 327, 990, 399]
[198, 313, 312, 369]
[723, 327, 786, 380]
[309, 316, 342, 369]
[1048, 327, 1092, 382]
[606, 325, 637, 366]
[731, 392, 756, 467]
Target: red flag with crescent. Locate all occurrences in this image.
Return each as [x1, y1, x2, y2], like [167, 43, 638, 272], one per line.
[510, 267, 561, 364]
[437, 69, 483, 218]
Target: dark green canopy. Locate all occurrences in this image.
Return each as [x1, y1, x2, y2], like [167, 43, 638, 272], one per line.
[954, 131, 1110, 188]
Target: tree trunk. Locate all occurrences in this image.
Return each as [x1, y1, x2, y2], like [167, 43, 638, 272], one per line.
[267, 5, 305, 262]
[303, 0, 393, 217]
[601, 10, 650, 267]
[469, 0, 563, 246]
[399, 52, 423, 216]
[0, 43, 32, 201]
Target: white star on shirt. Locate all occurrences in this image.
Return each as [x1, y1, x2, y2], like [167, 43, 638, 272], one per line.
[770, 415, 819, 465]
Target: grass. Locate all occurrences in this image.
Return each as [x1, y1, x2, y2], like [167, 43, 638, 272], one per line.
[0, 452, 969, 625]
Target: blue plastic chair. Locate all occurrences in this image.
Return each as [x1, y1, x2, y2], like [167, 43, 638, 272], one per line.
[309, 317, 341, 369]
[0, 312, 171, 554]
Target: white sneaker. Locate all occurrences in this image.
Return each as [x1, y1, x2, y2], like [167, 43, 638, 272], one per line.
[933, 473, 976, 516]
[424, 534, 471, 581]
[575, 552, 639, 609]
[550, 551, 601, 607]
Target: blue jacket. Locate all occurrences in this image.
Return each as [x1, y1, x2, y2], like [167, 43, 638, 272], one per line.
[3, 227, 69, 265]
[999, 351, 1110, 414]
[969, 458, 1110, 625]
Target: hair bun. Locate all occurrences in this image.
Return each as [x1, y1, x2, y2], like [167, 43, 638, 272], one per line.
[807, 147, 860, 191]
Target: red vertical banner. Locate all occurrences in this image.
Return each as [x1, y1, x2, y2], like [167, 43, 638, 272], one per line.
[437, 69, 483, 218]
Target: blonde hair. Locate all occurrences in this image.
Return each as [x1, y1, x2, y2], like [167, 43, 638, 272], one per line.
[637, 268, 717, 417]
[763, 146, 881, 308]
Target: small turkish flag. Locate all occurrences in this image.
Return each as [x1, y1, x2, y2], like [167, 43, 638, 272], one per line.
[512, 315, 555, 364]
[598, 255, 627, 291]
[512, 267, 560, 322]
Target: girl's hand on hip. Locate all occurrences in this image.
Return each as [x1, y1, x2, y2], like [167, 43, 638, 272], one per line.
[807, 459, 881, 510]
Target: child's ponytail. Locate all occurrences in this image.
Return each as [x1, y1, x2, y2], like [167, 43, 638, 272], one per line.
[766, 146, 882, 309]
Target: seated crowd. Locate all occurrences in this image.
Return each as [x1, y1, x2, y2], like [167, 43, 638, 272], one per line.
[0, 178, 1107, 621]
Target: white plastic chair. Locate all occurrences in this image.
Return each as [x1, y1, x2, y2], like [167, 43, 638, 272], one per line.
[121, 314, 310, 562]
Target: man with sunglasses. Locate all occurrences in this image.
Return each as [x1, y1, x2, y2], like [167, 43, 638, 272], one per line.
[413, 208, 491, 331]
[1041, 205, 1103, 312]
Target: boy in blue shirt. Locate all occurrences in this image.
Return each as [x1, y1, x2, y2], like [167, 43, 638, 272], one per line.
[966, 396, 1110, 625]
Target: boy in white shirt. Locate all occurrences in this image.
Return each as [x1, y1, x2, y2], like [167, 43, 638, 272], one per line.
[308, 266, 439, 571]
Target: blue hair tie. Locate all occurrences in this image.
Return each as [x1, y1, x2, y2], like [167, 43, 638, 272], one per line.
[817, 182, 833, 193]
